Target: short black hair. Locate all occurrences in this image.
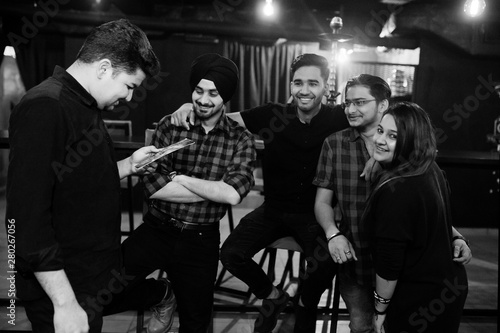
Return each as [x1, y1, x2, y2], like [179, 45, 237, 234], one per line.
[345, 74, 391, 102]
[290, 54, 330, 83]
[76, 19, 160, 77]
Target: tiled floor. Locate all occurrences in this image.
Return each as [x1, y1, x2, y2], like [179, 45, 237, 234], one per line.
[0, 190, 497, 332]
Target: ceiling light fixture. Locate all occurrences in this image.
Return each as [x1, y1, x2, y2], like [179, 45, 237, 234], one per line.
[263, 0, 275, 17]
[464, 0, 486, 18]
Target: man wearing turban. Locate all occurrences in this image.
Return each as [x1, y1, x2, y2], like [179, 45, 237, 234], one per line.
[119, 53, 256, 333]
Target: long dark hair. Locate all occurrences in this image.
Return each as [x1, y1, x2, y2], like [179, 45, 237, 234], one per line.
[362, 102, 439, 231]
[376, 101, 437, 186]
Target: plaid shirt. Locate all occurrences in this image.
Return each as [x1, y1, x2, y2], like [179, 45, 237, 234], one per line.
[143, 113, 256, 223]
[313, 127, 373, 285]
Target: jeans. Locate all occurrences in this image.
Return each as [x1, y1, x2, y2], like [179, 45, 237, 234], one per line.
[338, 268, 374, 333]
[118, 213, 220, 333]
[220, 203, 337, 307]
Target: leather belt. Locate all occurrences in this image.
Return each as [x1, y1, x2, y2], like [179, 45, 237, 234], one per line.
[148, 205, 219, 231]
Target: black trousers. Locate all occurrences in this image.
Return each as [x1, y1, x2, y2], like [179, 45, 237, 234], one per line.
[220, 203, 337, 307]
[118, 212, 220, 333]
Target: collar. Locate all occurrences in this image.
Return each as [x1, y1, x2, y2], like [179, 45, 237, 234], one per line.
[52, 66, 98, 109]
[286, 102, 328, 124]
[348, 127, 364, 143]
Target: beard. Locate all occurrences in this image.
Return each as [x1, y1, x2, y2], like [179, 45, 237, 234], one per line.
[194, 102, 224, 120]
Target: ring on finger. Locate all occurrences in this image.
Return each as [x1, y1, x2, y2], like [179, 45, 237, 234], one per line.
[345, 250, 351, 255]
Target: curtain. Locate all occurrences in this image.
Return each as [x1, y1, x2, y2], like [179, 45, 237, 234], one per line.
[223, 40, 306, 111]
[2, 16, 65, 90]
[13, 33, 65, 90]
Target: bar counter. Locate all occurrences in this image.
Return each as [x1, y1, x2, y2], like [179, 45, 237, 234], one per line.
[1, 129, 498, 166]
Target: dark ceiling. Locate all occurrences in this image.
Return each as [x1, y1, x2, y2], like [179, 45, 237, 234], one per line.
[1, 0, 500, 55]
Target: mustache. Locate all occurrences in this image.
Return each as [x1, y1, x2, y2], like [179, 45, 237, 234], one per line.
[195, 102, 214, 108]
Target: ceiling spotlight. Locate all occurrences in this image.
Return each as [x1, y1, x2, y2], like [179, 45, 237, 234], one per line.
[263, 0, 275, 17]
[464, 0, 486, 18]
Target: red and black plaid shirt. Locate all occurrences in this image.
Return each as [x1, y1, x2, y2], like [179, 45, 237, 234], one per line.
[143, 113, 256, 223]
[313, 127, 373, 285]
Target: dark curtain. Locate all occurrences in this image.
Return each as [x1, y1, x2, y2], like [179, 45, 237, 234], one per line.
[13, 33, 65, 90]
[2, 16, 65, 90]
[223, 40, 305, 111]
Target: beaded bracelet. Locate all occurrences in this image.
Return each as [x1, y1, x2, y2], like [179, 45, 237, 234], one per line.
[374, 290, 391, 304]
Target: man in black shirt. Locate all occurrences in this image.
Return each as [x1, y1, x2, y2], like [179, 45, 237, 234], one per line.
[171, 54, 349, 332]
[6, 19, 166, 332]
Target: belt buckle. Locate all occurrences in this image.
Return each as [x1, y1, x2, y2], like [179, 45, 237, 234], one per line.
[170, 217, 185, 230]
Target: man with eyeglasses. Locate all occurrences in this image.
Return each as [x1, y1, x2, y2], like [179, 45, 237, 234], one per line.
[313, 74, 390, 333]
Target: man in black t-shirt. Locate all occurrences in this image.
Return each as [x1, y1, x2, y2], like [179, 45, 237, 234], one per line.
[171, 54, 349, 333]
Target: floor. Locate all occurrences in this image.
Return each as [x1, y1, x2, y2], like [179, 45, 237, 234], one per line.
[0, 190, 497, 332]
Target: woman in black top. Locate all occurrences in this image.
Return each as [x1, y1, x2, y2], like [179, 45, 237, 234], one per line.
[363, 102, 471, 333]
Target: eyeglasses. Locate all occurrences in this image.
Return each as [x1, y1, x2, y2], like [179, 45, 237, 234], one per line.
[342, 99, 377, 109]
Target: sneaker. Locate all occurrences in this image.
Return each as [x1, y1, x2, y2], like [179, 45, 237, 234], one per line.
[147, 278, 177, 333]
[254, 289, 290, 333]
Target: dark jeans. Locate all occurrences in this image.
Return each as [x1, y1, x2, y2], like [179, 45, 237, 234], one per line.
[220, 203, 337, 307]
[118, 213, 220, 333]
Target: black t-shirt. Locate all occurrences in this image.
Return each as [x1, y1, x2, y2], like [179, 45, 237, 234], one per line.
[240, 102, 349, 213]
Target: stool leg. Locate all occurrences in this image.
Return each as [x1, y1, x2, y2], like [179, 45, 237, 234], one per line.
[266, 248, 278, 284]
[137, 309, 144, 333]
[330, 278, 341, 333]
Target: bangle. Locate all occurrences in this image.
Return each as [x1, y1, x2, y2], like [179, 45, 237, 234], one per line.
[374, 307, 387, 315]
[167, 171, 177, 182]
[327, 232, 343, 243]
[452, 235, 469, 247]
[374, 290, 391, 304]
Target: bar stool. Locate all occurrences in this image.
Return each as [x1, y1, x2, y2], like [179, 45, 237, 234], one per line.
[215, 234, 342, 332]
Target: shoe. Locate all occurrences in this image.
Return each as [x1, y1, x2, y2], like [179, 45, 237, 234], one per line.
[147, 278, 177, 333]
[254, 289, 290, 333]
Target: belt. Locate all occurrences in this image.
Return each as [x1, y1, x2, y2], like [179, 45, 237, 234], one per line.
[148, 205, 219, 231]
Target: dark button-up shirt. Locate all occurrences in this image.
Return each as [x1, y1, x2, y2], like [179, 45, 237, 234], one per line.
[143, 113, 256, 223]
[7, 66, 122, 298]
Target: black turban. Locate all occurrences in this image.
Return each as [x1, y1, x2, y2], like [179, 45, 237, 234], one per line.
[189, 53, 239, 103]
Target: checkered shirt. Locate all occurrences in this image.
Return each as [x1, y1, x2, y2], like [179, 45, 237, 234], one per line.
[313, 127, 373, 285]
[143, 113, 256, 223]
